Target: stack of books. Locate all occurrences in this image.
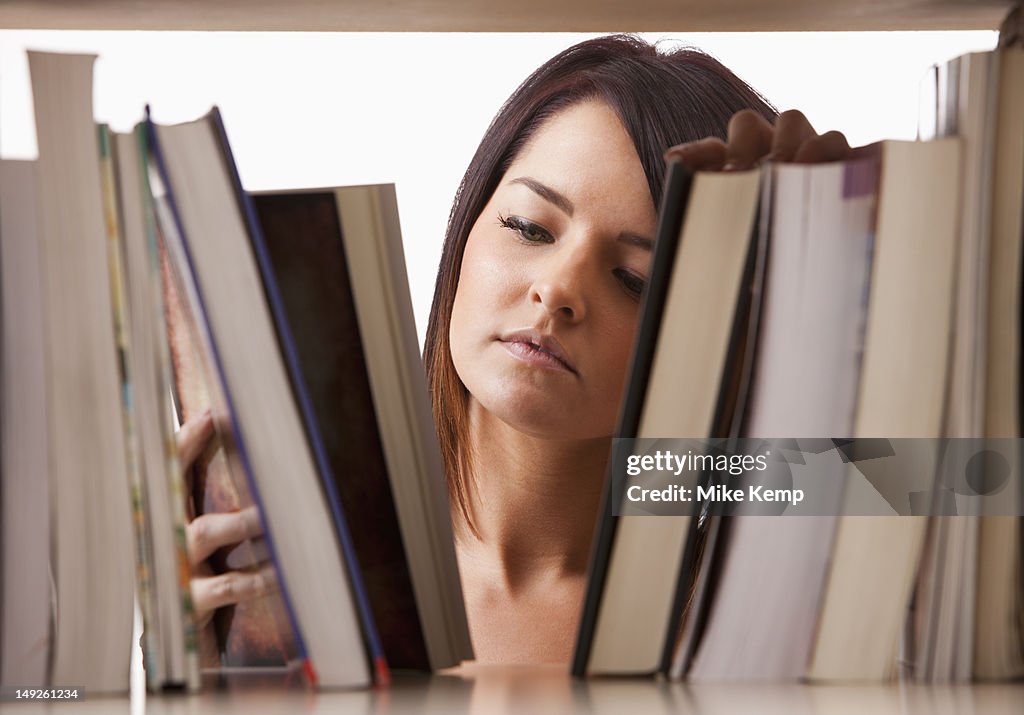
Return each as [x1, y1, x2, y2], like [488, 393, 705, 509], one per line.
[573, 42, 1023, 684]
[0, 51, 472, 694]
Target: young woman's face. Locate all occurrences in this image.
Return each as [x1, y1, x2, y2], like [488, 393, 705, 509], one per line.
[449, 99, 657, 440]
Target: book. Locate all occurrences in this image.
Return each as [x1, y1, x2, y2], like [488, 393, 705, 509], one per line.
[974, 44, 1024, 683]
[807, 137, 962, 682]
[26, 50, 135, 693]
[573, 163, 762, 676]
[111, 124, 201, 690]
[98, 123, 161, 688]
[913, 49, 992, 684]
[570, 161, 692, 678]
[686, 157, 879, 681]
[0, 160, 51, 689]
[156, 174, 299, 670]
[146, 108, 372, 688]
[250, 187, 472, 671]
[910, 44, 1024, 683]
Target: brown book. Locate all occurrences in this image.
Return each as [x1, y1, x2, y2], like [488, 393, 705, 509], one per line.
[251, 190, 429, 670]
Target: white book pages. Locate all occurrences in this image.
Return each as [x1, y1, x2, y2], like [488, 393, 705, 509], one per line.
[0, 160, 51, 688]
[335, 186, 473, 668]
[689, 160, 876, 681]
[28, 51, 134, 693]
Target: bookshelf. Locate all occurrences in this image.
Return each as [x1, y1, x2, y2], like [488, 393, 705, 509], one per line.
[1, 1, 1022, 712]
[0, 0, 1015, 31]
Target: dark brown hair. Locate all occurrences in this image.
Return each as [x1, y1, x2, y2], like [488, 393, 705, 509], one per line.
[424, 35, 776, 535]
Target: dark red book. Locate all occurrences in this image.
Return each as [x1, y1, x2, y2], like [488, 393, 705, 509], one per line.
[250, 190, 430, 670]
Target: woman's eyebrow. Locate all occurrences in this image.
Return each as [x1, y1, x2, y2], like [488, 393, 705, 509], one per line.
[509, 176, 574, 216]
[510, 176, 653, 249]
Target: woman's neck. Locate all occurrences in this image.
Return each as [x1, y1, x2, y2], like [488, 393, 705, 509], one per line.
[456, 398, 608, 591]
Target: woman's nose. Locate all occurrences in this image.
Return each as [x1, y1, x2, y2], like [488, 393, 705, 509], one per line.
[529, 246, 590, 323]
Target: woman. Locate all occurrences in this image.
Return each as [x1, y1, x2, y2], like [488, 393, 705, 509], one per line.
[179, 35, 851, 666]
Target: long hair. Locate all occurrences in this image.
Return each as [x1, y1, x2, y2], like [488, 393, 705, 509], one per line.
[424, 35, 776, 536]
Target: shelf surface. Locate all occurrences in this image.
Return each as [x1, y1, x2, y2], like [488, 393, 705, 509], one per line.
[6, 666, 1024, 714]
[0, 0, 1014, 31]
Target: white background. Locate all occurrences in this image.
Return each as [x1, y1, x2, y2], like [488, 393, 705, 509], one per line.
[0, 31, 997, 344]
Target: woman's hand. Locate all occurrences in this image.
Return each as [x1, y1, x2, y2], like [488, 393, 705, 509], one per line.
[177, 410, 271, 667]
[665, 109, 854, 171]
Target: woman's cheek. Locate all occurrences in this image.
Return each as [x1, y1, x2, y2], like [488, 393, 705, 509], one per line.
[472, 245, 532, 312]
[595, 310, 640, 408]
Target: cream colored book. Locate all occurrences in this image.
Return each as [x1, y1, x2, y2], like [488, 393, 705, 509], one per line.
[27, 51, 135, 694]
[808, 138, 962, 682]
[0, 161, 51, 689]
[975, 44, 1024, 682]
[582, 167, 761, 675]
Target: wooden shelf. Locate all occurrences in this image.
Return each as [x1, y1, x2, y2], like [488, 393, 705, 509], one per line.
[20, 666, 1024, 714]
[0, 0, 1014, 32]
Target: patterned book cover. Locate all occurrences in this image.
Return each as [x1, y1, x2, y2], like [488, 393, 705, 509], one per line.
[133, 123, 202, 688]
[149, 148, 299, 671]
[97, 123, 160, 688]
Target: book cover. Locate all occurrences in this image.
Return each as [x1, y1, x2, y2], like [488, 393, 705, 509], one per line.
[98, 122, 161, 686]
[252, 190, 425, 672]
[148, 107, 373, 688]
[147, 119, 301, 671]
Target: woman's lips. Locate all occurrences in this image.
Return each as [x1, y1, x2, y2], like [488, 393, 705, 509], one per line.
[497, 330, 578, 375]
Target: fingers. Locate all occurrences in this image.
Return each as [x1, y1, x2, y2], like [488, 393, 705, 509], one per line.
[723, 109, 774, 170]
[766, 109, 818, 163]
[186, 506, 263, 568]
[664, 110, 773, 172]
[792, 130, 851, 164]
[191, 563, 279, 617]
[177, 408, 215, 470]
[664, 137, 728, 171]
[663, 108, 853, 173]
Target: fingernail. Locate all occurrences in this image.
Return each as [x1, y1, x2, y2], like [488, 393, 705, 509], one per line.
[722, 162, 737, 171]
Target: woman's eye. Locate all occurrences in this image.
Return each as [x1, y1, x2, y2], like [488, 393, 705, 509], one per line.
[498, 214, 554, 244]
[614, 268, 646, 298]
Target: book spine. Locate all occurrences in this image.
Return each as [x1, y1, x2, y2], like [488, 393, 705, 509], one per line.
[98, 123, 162, 691]
[206, 108, 389, 685]
[133, 124, 202, 691]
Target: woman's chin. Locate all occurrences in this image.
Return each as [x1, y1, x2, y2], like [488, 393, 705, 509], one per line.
[471, 388, 610, 441]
